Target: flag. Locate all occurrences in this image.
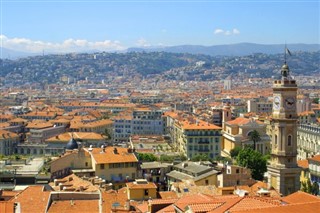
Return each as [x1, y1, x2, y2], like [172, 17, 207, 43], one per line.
[286, 48, 292, 56]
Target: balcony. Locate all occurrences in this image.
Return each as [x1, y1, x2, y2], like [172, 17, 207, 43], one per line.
[198, 149, 210, 152]
[198, 141, 210, 144]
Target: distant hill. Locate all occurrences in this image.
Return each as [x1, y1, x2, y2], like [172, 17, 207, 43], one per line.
[127, 43, 320, 56]
[0, 47, 38, 59]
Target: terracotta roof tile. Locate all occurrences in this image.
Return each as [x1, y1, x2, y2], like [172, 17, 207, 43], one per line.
[47, 200, 99, 213]
[0, 201, 14, 213]
[308, 155, 320, 163]
[126, 181, 157, 189]
[88, 147, 138, 164]
[230, 201, 320, 213]
[282, 191, 320, 204]
[13, 186, 50, 213]
[188, 202, 224, 212]
[297, 159, 309, 169]
[158, 191, 178, 199]
[228, 196, 281, 212]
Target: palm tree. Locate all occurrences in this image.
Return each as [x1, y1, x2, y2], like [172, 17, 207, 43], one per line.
[249, 130, 261, 151]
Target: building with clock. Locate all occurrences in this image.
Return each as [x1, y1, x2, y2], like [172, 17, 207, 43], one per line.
[267, 62, 301, 196]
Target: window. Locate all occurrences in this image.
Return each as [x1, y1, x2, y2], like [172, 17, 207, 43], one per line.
[236, 169, 239, 174]
[144, 189, 149, 196]
[205, 180, 209, 185]
[100, 164, 105, 170]
[288, 135, 292, 146]
[85, 162, 88, 167]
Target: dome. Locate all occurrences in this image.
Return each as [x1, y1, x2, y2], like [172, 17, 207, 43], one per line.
[66, 137, 78, 150]
[281, 63, 290, 77]
[281, 64, 289, 70]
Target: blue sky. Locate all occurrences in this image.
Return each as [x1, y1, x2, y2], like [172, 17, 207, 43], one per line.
[0, 0, 319, 53]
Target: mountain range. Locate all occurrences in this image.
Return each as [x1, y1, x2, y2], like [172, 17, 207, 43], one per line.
[127, 43, 320, 56]
[1, 43, 319, 59]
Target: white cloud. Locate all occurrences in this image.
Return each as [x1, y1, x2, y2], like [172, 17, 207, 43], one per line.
[136, 38, 150, 47]
[0, 34, 125, 53]
[214, 29, 224, 34]
[214, 28, 240, 36]
[232, 28, 240, 34]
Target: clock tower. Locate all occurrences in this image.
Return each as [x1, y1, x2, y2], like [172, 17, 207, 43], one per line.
[267, 62, 301, 196]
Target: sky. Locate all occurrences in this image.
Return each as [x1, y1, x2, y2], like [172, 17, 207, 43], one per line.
[0, 0, 319, 53]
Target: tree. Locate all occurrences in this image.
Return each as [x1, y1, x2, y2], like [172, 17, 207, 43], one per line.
[301, 178, 312, 193]
[301, 178, 319, 195]
[191, 154, 210, 162]
[249, 130, 261, 151]
[236, 147, 267, 180]
[137, 153, 158, 162]
[230, 146, 242, 159]
[311, 182, 319, 195]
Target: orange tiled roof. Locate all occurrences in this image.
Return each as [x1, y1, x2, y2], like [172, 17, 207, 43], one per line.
[49, 174, 99, 192]
[308, 155, 320, 163]
[188, 203, 224, 212]
[282, 191, 320, 204]
[0, 201, 14, 213]
[26, 121, 53, 129]
[158, 191, 178, 199]
[179, 119, 221, 130]
[227, 117, 264, 126]
[126, 181, 157, 189]
[47, 200, 99, 213]
[228, 196, 281, 212]
[0, 129, 19, 139]
[297, 159, 309, 169]
[46, 132, 104, 143]
[88, 147, 138, 164]
[13, 186, 50, 213]
[230, 201, 320, 213]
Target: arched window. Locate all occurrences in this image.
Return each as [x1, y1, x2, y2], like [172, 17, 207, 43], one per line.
[288, 135, 292, 146]
[275, 135, 277, 145]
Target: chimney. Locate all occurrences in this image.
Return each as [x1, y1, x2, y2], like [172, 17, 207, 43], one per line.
[113, 148, 118, 154]
[100, 145, 105, 153]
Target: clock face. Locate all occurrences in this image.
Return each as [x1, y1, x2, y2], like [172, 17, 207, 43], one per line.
[273, 96, 280, 110]
[285, 97, 295, 109]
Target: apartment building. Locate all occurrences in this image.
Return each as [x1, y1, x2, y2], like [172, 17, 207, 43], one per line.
[166, 161, 219, 187]
[247, 98, 273, 114]
[0, 129, 19, 155]
[297, 124, 320, 160]
[173, 118, 222, 159]
[50, 146, 139, 190]
[222, 116, 270, 156]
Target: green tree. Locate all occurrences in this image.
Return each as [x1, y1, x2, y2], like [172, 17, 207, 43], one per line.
[311, 181, 319, 195]
[191, 154, 210, 162]
[159, 154, 174, 162]
[230, 146, 242, 159]
[236, 147, 267, 180]
[301, 178, 312, 193]
[137, 153, 158, 162]
[249, 130, 261, 151]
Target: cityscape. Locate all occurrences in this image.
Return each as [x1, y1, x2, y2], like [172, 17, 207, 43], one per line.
[0, 1, 320, 213]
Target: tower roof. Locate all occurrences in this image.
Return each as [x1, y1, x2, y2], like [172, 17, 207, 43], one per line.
[281, 63, 290, 78]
